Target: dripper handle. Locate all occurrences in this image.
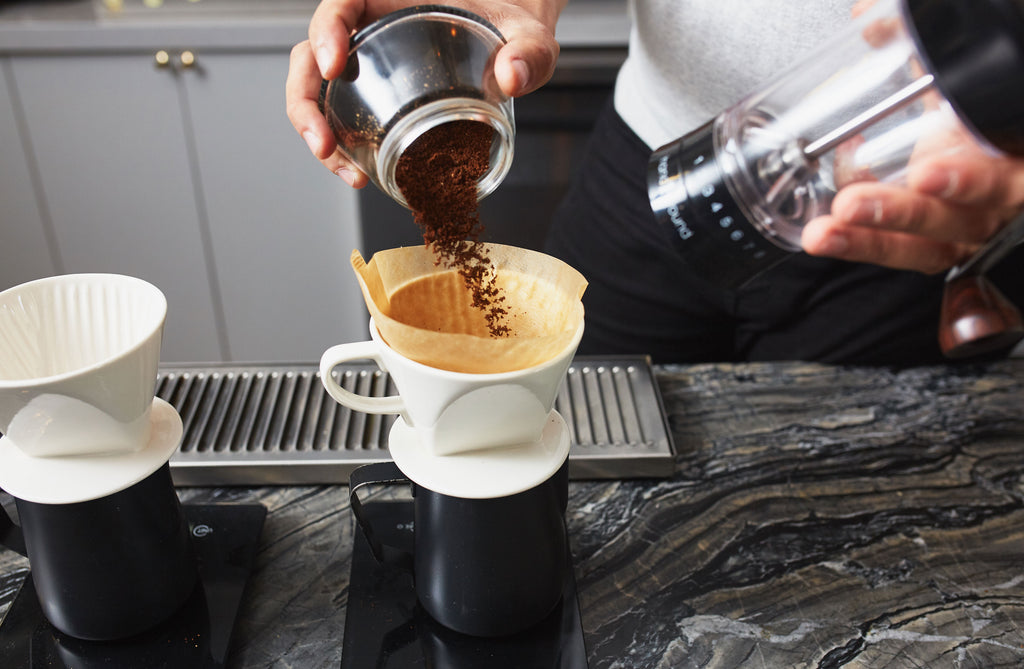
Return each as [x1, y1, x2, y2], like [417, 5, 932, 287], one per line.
[348, 462, 414, 571]
[319, 342, 406, 415]
[0, 499, 27, 557]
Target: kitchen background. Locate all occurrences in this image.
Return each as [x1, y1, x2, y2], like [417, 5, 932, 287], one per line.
[0, 0, 629, 363]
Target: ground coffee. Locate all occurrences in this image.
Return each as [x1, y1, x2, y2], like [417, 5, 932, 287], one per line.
[395, 120, 510, 337]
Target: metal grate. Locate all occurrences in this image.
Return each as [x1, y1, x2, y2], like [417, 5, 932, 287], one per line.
[159, 356, 674, 485]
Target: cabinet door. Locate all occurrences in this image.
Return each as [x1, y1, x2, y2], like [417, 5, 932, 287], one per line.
[0, 57, 58, 290]
[182, 51, 365, 362]
[9, 53, 223, 362]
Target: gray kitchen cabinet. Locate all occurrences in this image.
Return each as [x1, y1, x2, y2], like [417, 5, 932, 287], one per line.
[3, 47, 363, 363]
[179, 50, 364, 363]
[0, 58, 58, 292]
[7, 51, 224, 362]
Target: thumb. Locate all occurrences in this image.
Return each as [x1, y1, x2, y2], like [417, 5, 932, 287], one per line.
[493, 33, 560, 97]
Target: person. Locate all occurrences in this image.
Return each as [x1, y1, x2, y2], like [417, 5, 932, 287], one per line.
[287, 0, 1024, 365]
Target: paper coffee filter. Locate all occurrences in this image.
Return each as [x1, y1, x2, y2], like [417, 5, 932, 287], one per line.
[351, 244, 587, 373]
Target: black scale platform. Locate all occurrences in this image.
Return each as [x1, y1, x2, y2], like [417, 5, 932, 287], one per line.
[341, 500, 589, 668]
[0, 504, 266, 669]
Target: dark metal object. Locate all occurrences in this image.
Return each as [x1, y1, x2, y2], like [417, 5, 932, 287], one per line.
[940, 212, 1024, 358]
[160, 356, 675, 485]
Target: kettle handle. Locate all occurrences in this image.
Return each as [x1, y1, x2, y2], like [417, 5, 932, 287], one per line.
[0, 499, 27, 557]
[348, 462, 413, 571]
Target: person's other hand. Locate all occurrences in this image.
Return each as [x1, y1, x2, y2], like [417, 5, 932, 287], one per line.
[286, 0, 565, 187]
[802, 147, 1024, 274]
[804, 0, 1024, 274]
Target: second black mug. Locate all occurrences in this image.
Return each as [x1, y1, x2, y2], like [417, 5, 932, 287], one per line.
[0, 463, 199, 641]
[349, 459, 570, 638]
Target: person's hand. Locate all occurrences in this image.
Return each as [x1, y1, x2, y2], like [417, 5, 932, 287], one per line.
[802, 0, 1024, 274]
[802, 142, 1024, 274]
[286, 0, 565, 187]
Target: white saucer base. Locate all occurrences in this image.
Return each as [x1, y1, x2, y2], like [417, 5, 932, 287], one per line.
[387, 410, 571, 499]
[0, 398, 183, 504]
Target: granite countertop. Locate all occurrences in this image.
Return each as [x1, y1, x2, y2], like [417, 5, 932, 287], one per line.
[3, 359, 1024, 667]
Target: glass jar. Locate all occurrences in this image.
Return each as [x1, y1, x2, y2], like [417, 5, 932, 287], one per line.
[319, 5, 516, 208]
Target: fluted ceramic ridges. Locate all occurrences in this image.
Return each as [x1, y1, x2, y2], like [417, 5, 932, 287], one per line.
[0, 274, 166, 384]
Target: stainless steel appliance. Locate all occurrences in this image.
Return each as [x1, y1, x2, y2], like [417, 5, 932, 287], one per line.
[159, 356, 675, 485]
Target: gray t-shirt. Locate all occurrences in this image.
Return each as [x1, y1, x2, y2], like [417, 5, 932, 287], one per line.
[615, 0, 857, 148]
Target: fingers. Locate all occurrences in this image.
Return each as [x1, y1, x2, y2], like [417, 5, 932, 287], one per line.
[821, 151, 1024, 257]
[494, 40, 557, 97]
[325, 149, 371, 188]
[306, 0, 561, 95]
[307, 0, 366, 79]
[908, 153, 1024, 211]
[287, 0, 378, 185]
[286, 40, 369, 187]
[286, 41, 332, 159]
[828, 182, 1003, 246]
[851, 0, 877, 17]
[802, 215, 972, 274]
[287, 0, 562, 185]
[803, 154, 1024, 272]
[491, 21, 560, 97]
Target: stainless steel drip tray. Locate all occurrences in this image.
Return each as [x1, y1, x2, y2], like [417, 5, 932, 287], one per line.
[158, 356, 675, 486]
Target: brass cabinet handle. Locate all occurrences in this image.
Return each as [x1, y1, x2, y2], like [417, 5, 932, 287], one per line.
[154, 50, 196, 69]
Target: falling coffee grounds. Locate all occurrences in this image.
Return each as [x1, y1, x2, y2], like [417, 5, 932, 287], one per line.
[395, 120, 510, 337]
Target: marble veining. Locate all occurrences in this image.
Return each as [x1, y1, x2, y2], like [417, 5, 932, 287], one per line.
[572, 362, 1024, 668]
[2, 360, 1024, 668]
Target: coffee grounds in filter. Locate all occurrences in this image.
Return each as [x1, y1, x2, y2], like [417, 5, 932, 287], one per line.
[395, 120, 510, 337]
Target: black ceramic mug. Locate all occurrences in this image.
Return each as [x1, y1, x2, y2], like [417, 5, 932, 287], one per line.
[0, 463, 199, 641]
[349, 459, 570, 638]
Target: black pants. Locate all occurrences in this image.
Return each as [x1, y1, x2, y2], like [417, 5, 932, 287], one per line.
[544, 100, 1024, 365]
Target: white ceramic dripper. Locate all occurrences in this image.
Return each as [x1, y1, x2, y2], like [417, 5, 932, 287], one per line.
[0, 273, 167, 458]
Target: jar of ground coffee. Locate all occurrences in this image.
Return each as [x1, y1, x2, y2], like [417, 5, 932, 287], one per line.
[319, 5, 515, 208]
